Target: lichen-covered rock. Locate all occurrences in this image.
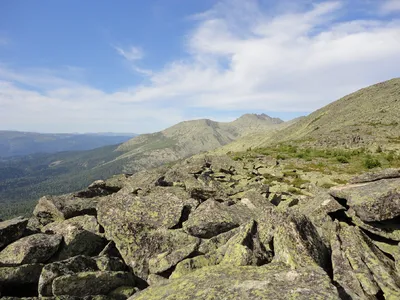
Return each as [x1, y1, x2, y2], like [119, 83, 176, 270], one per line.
[182, 199, 254, 238]
[99, 241, 123, 258]
[42, 215, 105, 260]
[38, 255, 99, 296]
[329, 178, 400, 222]
[98, 187, 195, 232]
[171, 220, 271, 279]
[33, 194, 99, 225]
[0, 217, 28, 248]
[350, 168, 400, 184]
[198, 227, 239, 254]
[331, 222, 400, 299]
[346, 208, 400, 241]
[294, 192, 344, 247]
[108, 285, 138, 300]
[130, 264, 340, 300]
[97, 186, 200, 280]
[147, 274, 169, 286]
[0, 264, 43, 297]
[0, 233, 61, 266]
[170, 250, 223, 279]
[52, 271, 135, 297]
[273, 213, 329, 270]
[74, 179, 122, 198]
[38, 254, 128, 297]
[95, 256, 127, 272]
[148, 239, 199, 274]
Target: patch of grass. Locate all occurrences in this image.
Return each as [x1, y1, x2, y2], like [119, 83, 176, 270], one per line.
[292, 177, 310, 188]
[363, 157, 382, 169]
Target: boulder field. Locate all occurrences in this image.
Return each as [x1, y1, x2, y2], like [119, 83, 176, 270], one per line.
[1, 155, 400, 299]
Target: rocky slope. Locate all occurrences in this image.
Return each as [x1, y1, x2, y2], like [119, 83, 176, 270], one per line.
[220, 78, 400, 152]
[1, 152, 400, 299]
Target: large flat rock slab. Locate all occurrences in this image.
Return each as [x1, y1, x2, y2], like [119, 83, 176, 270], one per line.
[329, 178, 400, 222]
[130, 264, 340, 300]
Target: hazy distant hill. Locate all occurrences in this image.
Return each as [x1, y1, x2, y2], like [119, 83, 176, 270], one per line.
[0, 131, 137, 157]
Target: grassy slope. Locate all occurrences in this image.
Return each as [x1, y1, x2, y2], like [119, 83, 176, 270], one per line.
[216, 78, 400, 153]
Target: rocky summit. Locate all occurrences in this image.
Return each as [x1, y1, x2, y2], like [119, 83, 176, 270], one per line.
[1, 154, 400, 299]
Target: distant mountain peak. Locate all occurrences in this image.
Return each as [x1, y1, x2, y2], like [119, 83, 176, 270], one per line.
[235, 113, 284, 124]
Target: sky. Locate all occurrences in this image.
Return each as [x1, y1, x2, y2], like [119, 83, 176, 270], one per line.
[0, 0, 399, 134]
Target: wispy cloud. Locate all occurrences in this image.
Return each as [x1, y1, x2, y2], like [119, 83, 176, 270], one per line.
[381, 0, 400, 14]
[114, 45, 144, 61]
[113, 45, 153, 76]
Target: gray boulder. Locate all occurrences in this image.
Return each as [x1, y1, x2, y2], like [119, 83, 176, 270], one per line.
[0, 233, 61, 266]
[182, 199, 254, 238]
[38, 255, 98, 296]
[33, 194, 99, 225]
[0, 264, 43, 297]
[0, 217, 28, 249]
[38, 255, 128, 297]
[52, 271, 135, 297]
[97, 187, 200, 279]
[42, 215, 105, 260]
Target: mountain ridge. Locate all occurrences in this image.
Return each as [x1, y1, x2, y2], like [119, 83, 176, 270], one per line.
[218, 78, 400, 153]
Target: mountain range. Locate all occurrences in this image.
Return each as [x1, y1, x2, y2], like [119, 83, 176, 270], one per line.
[0, 132, 137, 158]
[0, 78, 399, 219]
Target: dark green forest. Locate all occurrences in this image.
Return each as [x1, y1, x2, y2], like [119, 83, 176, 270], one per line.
[0, 145, 128, 219]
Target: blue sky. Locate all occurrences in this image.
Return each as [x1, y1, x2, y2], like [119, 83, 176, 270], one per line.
[0, 0, 399, 133]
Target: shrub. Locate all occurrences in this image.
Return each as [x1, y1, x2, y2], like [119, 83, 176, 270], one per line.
[386, 153, 395, 162]
[363, 157, 381, 169]
[336, 156, 349, 164]
[296, 153, 306, 159]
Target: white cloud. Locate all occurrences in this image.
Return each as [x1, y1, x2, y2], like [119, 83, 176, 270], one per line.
[1, 0, 400, 133]
[123, 0, 400, 112]
[0, 79, 184, 133]
[381, 0, 400, 13]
